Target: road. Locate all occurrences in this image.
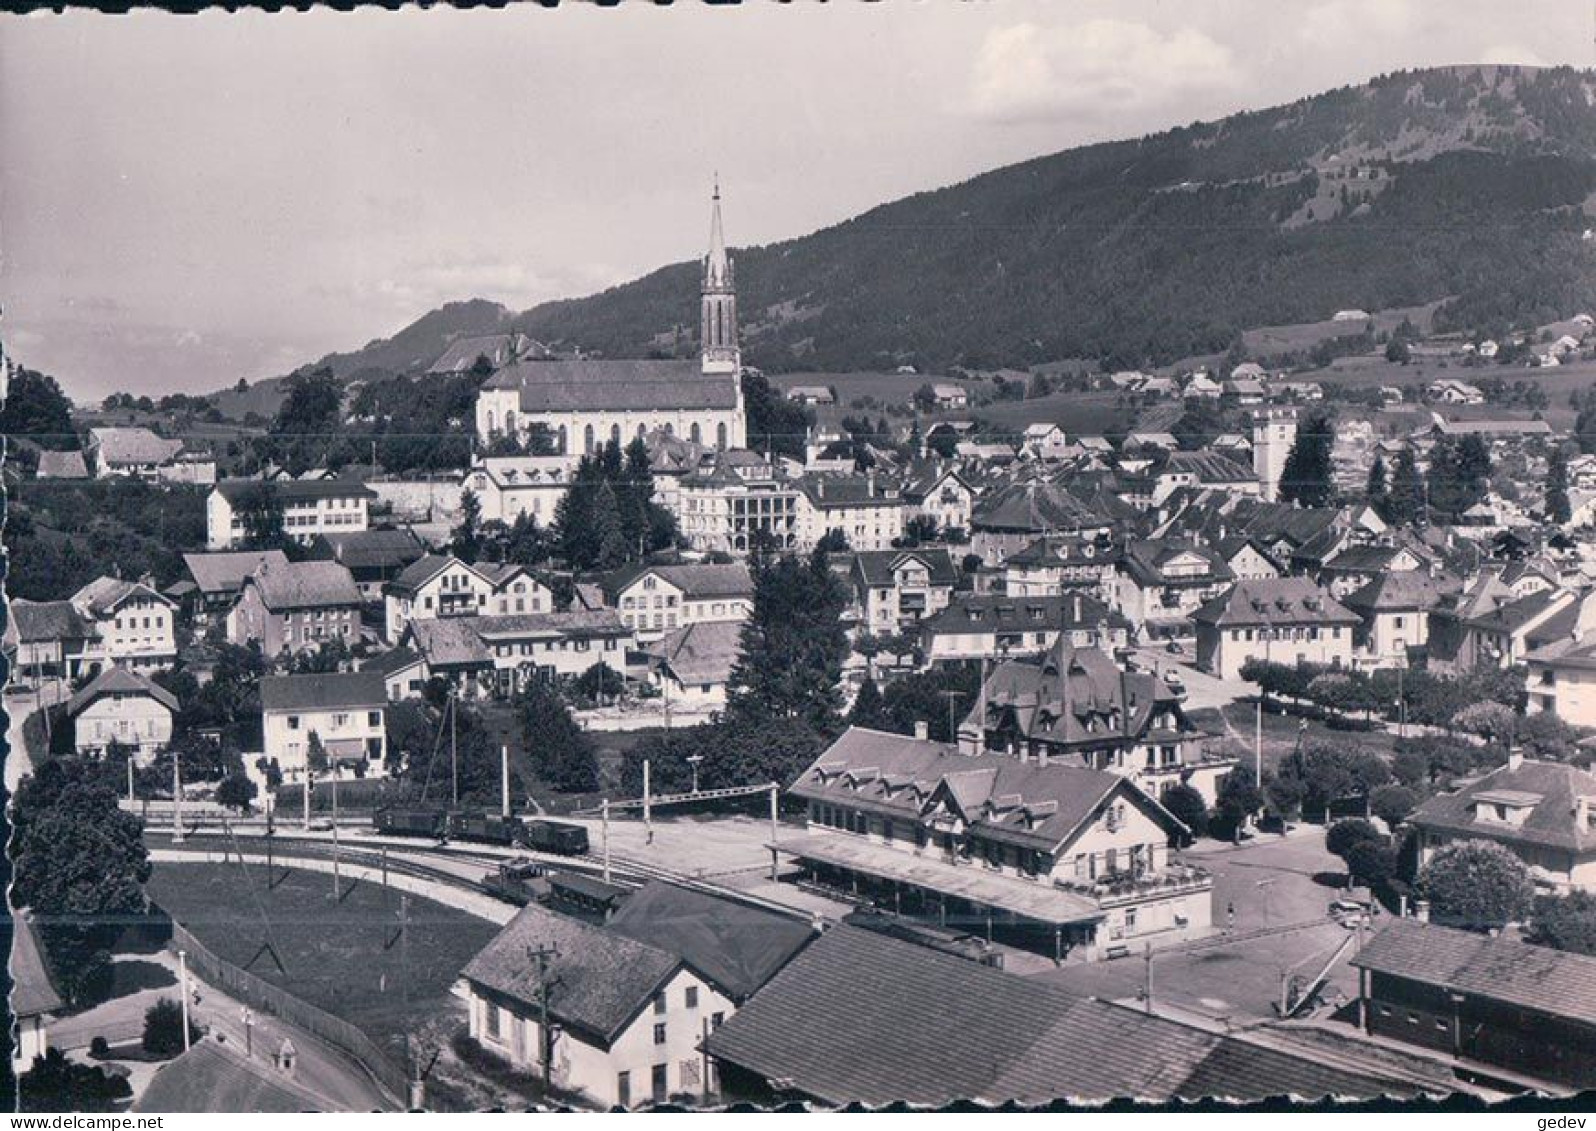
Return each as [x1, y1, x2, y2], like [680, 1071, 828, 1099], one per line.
[4, 679, 69, 791]
[1126, 645, 1250, 713]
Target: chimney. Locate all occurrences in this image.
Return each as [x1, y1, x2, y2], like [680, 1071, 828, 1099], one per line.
[1414, 899, 1430, 925]
[867, 470, 877, 498]
[1071, 593, 1082, 622]
[1507, 746, 1524, 771]
[1577, 795, 1590, 831]
[914, 720, 929, 741]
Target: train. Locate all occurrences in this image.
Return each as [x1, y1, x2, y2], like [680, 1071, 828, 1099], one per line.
[371, 806, 590, 856]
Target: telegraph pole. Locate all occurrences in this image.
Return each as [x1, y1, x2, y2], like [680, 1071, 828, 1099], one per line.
[178, 949, 192, 1051]
[643, 759, 653, 846]
[450, 691, 459, 809]
[1143, 941, 1154, 1015]
[1254, 697, 1263, 791]
[172, 743, 185, 844]
[528, 945, 560, 1086]
[769, 782, 780, 882]
[331, 771, 341, 901]
[601, 799, 611, 884]
[501, 744, 511, 819]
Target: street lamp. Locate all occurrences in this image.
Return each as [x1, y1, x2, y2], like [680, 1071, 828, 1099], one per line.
[686, 755, 704, 796]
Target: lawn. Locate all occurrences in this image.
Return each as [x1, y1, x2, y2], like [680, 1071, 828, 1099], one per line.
[146, 862, 500, 1049]
[1188, 702, 1396, 774]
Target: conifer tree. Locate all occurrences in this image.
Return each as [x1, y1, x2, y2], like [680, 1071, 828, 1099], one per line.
[1386, 448, 1426, 526]
[1547, 445, 1573, 525]
[1365, 454, 1389, 518]
[1278, 411, 1335, 507]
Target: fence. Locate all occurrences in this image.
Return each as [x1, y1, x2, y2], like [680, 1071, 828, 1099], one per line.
[164, 911, 409, 1104]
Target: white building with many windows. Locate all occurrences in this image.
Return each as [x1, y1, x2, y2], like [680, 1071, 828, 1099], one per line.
[260, 671, 387, 780]
[603, 563, 753, 642]
[207, 479, 375, 550]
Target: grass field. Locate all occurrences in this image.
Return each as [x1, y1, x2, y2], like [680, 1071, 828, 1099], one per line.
[1188, 702, 1397, 773]
[146, 862, 499, 1049]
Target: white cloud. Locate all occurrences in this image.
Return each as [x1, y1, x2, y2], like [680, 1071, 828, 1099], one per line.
[968, 19, 1242, 125]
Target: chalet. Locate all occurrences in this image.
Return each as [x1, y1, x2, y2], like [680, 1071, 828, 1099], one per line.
[383, 555, 554, 643]
[259, 671, 387, 779]
[1222, 377, 1266, 404]
[4, 600, 96, 683]
[897, 461, 976, 534]
[1212, 536, 1282, 582]
[929, 383, 967, 409]
[1353, 920, 1596, 1090]
[1192, 577, 1359, 681]
[1114, 540, 1233, 639]
[782, 728, 1211, 960]
[428, 331, 549, 375]
[851, 548, 958, 636]
[308, 528, 427, 601]
[966, 641, 1233, 803]
[1408, 752, 1596, 894]
[207, 478, 376, 550]
[182, 550, 290, 625]
[227, 560, 363, 658]
[403, 610, 634, 699]
[919, 592, 1131, 664]
[1437, 587, 1581, 671]
[603, 563, 753, 643]
[1019, 423, 1070, 461]
[785, 385, 835, 406]
[1316, 541, 1431, 599]
[70, 577, 179, 673]
[1182, 372, 1223, 399]
[66, 666, 177, 761]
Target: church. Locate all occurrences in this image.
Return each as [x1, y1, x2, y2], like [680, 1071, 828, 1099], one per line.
[474, 187, 748, 455]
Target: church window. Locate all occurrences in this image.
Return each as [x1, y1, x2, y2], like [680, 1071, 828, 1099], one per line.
[505, 410, 516, 433]
[717, 422, 728, 450]
[691, 423, 702, 444]
[611, 423, 621, 447]
[584, 424, 596, 454]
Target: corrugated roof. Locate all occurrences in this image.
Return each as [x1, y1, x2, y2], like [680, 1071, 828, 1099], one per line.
[462, 903, 680, 1046]
[1353, 919, 1596, 1026]
[606, 881, 814, 1003]
[259, 671, 387, 713]
[486, 358, 739, 412]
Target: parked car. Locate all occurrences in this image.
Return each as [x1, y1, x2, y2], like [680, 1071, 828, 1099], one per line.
[1162, 671, 1186, 697]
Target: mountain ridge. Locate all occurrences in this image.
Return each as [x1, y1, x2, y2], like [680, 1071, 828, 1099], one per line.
[283, 63, 1596, 387]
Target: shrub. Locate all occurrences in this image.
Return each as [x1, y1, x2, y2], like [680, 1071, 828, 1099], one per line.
[1326, 818, 1382, 861]
[89, 1036, 110, 1059]
[1160, 784, 1209, 842]
[1370, 783, 1419, 830]
[142, 997, 199, 1057]
[1419, 839, 1535, 931]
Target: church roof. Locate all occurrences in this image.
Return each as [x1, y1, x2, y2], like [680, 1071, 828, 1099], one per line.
[485, 358, 739, 413]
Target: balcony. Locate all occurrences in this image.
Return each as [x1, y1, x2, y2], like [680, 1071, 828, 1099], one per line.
[1054, 862, 1211, 905]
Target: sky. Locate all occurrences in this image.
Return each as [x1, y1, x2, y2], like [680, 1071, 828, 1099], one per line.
[1, 1, 1591, 401]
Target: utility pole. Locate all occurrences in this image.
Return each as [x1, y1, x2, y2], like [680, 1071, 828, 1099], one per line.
[303, 769, 312, 833]
[450, 691, 459, 810]
[1143, 941, 1154, 1015]
[178, 949, 192, 1051]
[769, 782, 780, 882]
[331, 771, 341, 901]
[528, 945, 560, 1086]
[1254, 697, 1263, 791]
[127, 753, 135, 804]
[399, 894, 411, 1006]
[643, 759, 652, 846]
[687, 755, 703, 796]
[600, 799, 612, 883]
[939, 690, 962, 744]
[172, 743, 185, 844]
[501, 745, 511, 819]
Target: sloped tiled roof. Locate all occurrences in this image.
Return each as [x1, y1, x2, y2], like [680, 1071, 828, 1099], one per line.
[919, 592, 1129, 637]
[1119, 539, 1232, 587]
[1192, 577, 1358, 628]
[89, 426, 183, 467]
[9, 913, 63, 1018]
[851, 548, 959, 588]
[403, 618, 495, 667]
[213, 478, 376, 504]
[310, 528, 426, 572]
[183, 551, 291, 596]
[1353, 919, 1596, 1027]
[972, 480, 1103, 533]
[134, 1039, 326, 1113]
[246, 560, 362, 611]
[606, 880, 814, 1003]
[1407, 757, 1596, 856]
[428, 331, 549, 374]
[604, 562, 753, 602]
[67, 666, 179, 717]
[259, 671, 386, 713]
[73, 576, 173, 617]
[649, 621, 742, 687]
[36, 449, 88, 479]
[485, 358, 738, 412]
[1342, 570, 1446, 614]
[8, 599, 93, 643]
[462, 903, 681, 1047]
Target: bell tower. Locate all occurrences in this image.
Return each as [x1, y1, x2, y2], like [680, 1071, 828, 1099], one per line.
[701, 179, 739, 376]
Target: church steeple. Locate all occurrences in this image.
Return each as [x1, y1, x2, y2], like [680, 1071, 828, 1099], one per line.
[701, 177, 739, 375]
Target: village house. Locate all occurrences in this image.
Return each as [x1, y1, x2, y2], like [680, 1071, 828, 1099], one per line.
[898, 461, 977, 535]
[919, 592, 1131, 665]
[1343, 571, 1444, 670]
[461, 904, 739, 1108]
[1408, 751, 1596, 894]
[1001, 535, 1119, 602]
[383, 555, 553, 643]
[1212, 536, 1282, 582]
[86, 426, 185, 479]
[1113, 540, 1234, 641]
[1019, 423, 1070, 461]
[970, 480, 1116, 567]
[795, 473, 908, 552]
[644, 621, 742, 711]
[66, 666, 177, 761]
[780, 727, 1212, 962]
[428, 331, 550, 375]
[1526, 630, 1596, 728]
[785, 384, 835, 406]
[965, 641, 1234, 804]
[308, 528, 428, 602]
[1192, 577, 1359, 681]
[928, 383, 968, 409]
[397, 610, 635, 699]
[4, 600, 96, 684]
[603, 562, 753, 643]
[181, 550, 291, 626]
[1315, 541, 1431, 599]
[70, 577, 179, 674]
[227, 559, 363, 658]
[206, 478, 376, 550]
[464, 456, 574, 527]
[259, 670, 387, 780]
[1351, 919, 1596, 1091]
[851, 548, 958, 636]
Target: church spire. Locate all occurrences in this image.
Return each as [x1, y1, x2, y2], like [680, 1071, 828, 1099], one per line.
[701, 177, 739, 375]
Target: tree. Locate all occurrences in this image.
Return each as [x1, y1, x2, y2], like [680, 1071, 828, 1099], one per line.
[814, 528, 851, 554]
[1419, 839, 1535, 931]
[847, 677, 890, 731]
[517, 681, 599, 793]
[1547, 445, 1573, 525]
[142, 997, 201, 1057]
[452, 488, 484, 563]
[216, 774, 258, 814]
[1453, 701, 1517, 747]
[1385, 337, 1411, 364]
[1427, 434, 1492, 520]
[1369, 783, 1418, 830]
[18, 1048, 133, 1112]
[1161, 783, 1209, 842]
[726, 552, 850, 735]
[589, 480, 630, 571]
[743, 369, 812, 461]
[1211, 771, 1265, 840]
[235, 481, 289, 551]
[1278, 411, 1335, 507]
[1365, 454, 1389, 517]
[1525, 891, 1596, 956]
[572, 661, 625, 707]
[1326, 817, 1382, 862]
[1344, 838, 1398, 888]
[1385, 448, 1426, 527]
[11, 757, 152, 1006]
[306, 730, 329, 775]
[1, 367, 76, 449]
[878, 665, 983, 743]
